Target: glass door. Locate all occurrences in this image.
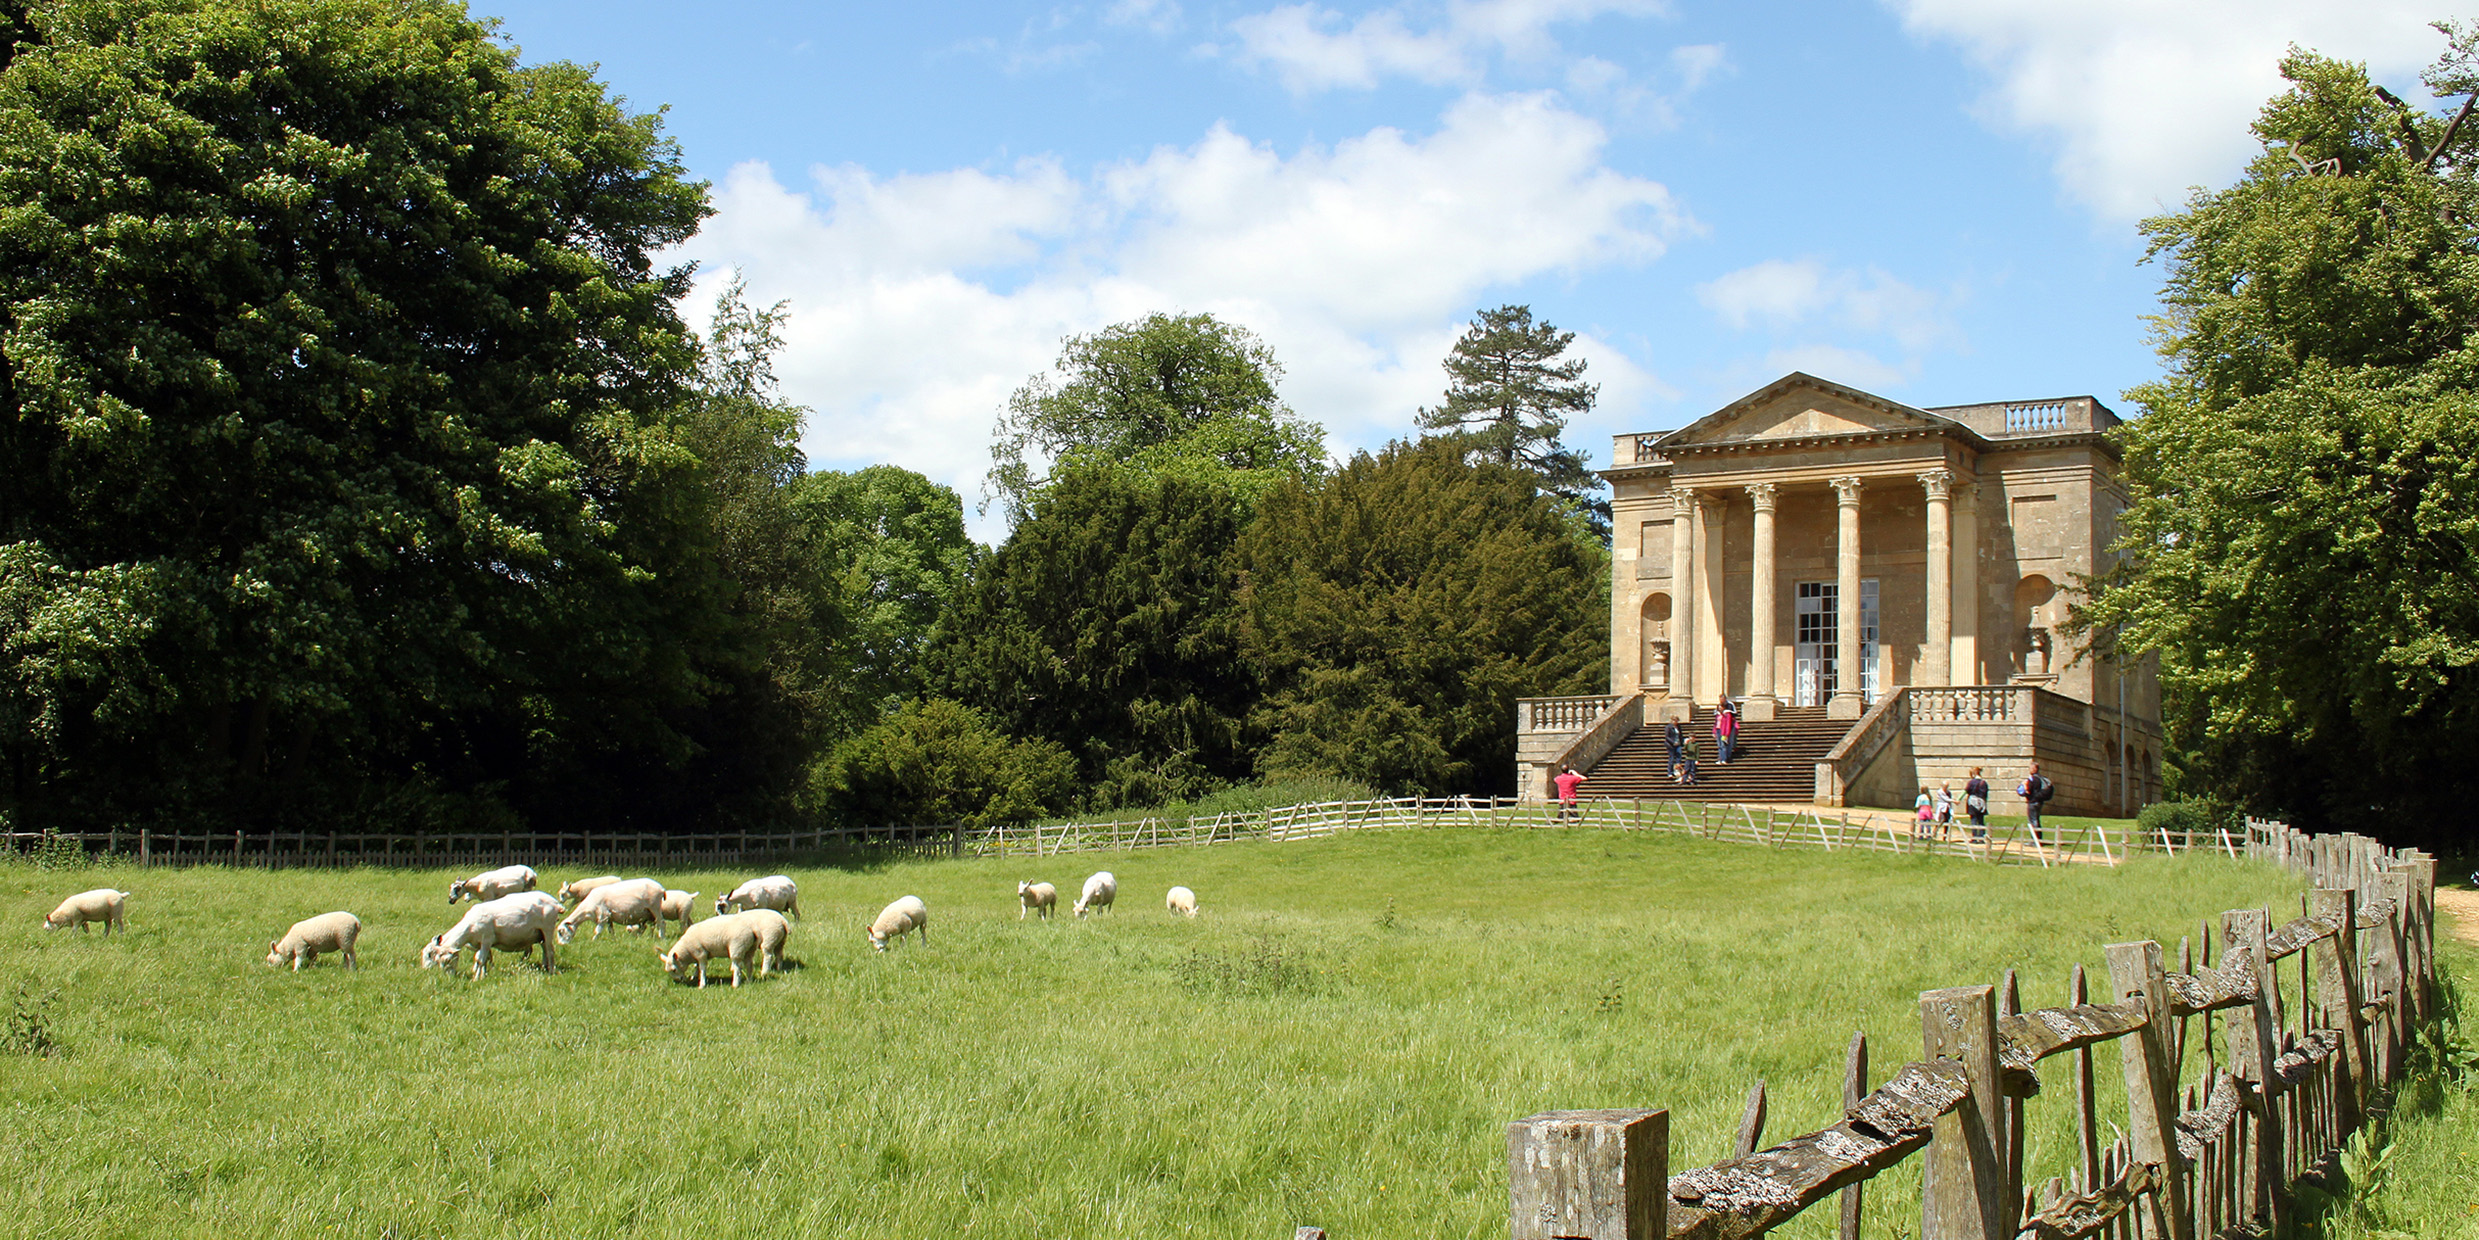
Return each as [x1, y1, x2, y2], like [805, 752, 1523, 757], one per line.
[1793, 580, 1880, 706]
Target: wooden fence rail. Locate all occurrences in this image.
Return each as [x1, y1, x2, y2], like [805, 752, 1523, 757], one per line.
[1506, 819, 2439, 1240]
[7, 797, 2240, 872]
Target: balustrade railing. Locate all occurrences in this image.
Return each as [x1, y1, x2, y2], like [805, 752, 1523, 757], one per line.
[1907, 685, 2020, 722]
[2004, 400, 2072, 432]
[1522, 695, 1626, 732]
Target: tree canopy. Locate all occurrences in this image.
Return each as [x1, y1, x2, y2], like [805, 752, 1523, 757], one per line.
[1236, 439, 1607, 794]
[1415, 304, 1607, 538]
[985, 312, 1326, 524]
[0, 0, 717, 832]
[2083, 33, 2479, 844]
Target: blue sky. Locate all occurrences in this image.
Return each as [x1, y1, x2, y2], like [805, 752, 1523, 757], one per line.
[482, 0, 2457, 538]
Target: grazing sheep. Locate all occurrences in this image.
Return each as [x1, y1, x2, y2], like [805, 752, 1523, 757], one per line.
[448, 864, 538, 905]
[421, 892, 564, 979]
[557, 875, 623, 904]
[1017, 881, 1057, 920]
[42, 888, 128, 935]
[556, 878, 667, 944]
[266, 911, 362, 970]
[717, 875, 800, 921]
[659, 889, 700, 936]
[658, 909, 790, 988]
[1165, 885, 1198, 918]
[1073, 871, 1116, 919]
[866, 895, 929, 951]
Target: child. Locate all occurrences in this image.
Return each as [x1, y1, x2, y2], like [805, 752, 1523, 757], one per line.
[1914, 786, 1934, 839]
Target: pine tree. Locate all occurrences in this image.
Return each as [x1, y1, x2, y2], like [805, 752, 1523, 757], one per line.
[1416, 305, 1608, 538]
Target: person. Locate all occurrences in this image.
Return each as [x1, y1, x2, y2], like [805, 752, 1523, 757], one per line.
[1964, 767, 1990, 841]
[1664, 718, 1685, 781]
[1714, 698, 1739, 765]
[1679, 734, 1701, 786]
[1913, 786, 1934, 840]
[2018, 761, 2054, 845]
[1935, 782, 1955, 838]
[1552, 764, 1587, 823]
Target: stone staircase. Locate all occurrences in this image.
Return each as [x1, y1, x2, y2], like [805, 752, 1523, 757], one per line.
[1579, 704, 1851, 803]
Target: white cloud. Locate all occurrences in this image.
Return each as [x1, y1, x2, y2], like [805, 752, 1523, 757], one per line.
[1698, 257, 1951, 351]
[680, 93, 1686, 539]
[1887, 0, 2446, 219]
[1230, 0, 1665, 93]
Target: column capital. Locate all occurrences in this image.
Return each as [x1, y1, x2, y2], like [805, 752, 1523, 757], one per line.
[1829, 475, 1866, 505]
[1669, 483, 1696, 513]
[1918, 467, 1955, 502]
[1744, 480, 1780, 512]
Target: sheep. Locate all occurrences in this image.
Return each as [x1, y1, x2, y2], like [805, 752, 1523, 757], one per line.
[717, 875, 800, 921]
[42, 888, 128, 935]
[448, 864, 537, 905]
[659, 889, 700, 937]
[866, 895, 929, 951]
[1072, 871, 1116, 919]
[657, 909, 789, 988]
[1165, 885, 1198, 918]
[556, 878, 667, 944]
[1017, 881, 1056, 920]
[266, 911, 362, 970]
[557, 875, 623, 904]
[421, 892, 565, 979]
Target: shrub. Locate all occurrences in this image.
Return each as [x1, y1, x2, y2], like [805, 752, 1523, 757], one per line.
[2137, 799, 2240, 839]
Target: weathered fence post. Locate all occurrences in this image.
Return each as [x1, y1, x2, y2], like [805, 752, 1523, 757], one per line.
[1839, 1031, 1868, 1240]
[1735, 1080, 1768, 1157]
[2308, 887, 2369, 1133]
[1508, 1108, 1668, 1240]
[1919, 984, 2007, 1240]
[2104, 940, 2195, 1240]
[139, 828, 150, 867]
[2220, 908, 2285, 1235]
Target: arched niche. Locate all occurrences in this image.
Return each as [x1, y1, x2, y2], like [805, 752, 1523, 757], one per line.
[2014, 574, 2058, 675]
[1640, 593, 1672, 689]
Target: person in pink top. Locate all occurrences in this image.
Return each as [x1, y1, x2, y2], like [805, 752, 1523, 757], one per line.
[1553, 765, 1587, 822]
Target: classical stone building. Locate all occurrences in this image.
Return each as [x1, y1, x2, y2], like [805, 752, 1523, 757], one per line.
[1516, 373, 2163, 817]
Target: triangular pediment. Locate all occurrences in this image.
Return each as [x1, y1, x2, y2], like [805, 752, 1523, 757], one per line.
[1656, 373, 1962, 449]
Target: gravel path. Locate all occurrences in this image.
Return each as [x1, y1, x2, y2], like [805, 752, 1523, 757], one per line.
[2436, 886, 2479, 946]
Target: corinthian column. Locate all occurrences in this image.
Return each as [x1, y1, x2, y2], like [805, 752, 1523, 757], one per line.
[1667, 484, 1696, 709]
[1742, 481, 1779, 721]
[1829, 475, 1866, 719]
[1921, 468, 1955, 687]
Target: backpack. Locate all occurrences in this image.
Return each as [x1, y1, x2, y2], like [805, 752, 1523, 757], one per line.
[2030, 775, 2054, 804]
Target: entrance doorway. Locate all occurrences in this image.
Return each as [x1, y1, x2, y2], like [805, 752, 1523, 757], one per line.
[1792, 579, 1879, 707]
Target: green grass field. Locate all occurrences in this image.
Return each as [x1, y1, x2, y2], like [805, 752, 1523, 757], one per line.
[0, 829, 2303, 1239]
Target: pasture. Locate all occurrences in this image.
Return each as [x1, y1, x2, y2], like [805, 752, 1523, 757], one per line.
[0, 828, 2302, 1239]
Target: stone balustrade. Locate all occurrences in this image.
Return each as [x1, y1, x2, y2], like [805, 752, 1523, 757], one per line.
[1522, 695, 1626, 733]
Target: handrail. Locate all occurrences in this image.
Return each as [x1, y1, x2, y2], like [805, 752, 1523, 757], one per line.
[1547, 694, 1643, 784]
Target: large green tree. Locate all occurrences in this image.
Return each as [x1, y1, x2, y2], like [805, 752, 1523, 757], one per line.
[1236, 439, 1607, 794]
[791, 463, 973, 739]
[931, 462, 1254, 809]
[984, 312, 1325, 524]
[1415, 305, 1608, 539]
[2083, 35, 2479, 844]
[0, 0, 717, 831]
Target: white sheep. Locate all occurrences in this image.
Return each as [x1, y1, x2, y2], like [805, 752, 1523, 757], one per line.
[659, 889, 700, 936]
[557, 878, 667, 943]
[866, 895, 929, 951]
[1165, 885, 1198, 918]
[1017, 881, 1056, 920]
[557, 874, 623, 904]
[421, 892, 564, 979]
[717, 875, 800, 921]
[448, 864, 537, 905]
[1073, 871, 1116, 919]
[42, 888, 128, 935]
[658, 909, 790, 988]
[266, 911, 362, 970]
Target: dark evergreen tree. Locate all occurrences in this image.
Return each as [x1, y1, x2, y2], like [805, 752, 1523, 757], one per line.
[1235, 439, 1607, 795]
[930, 462, 1253, 810]
[1416, 305, 1608, 539]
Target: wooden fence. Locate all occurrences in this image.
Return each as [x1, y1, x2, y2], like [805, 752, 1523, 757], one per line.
[1501, 818, 2440, 1240]
[5, 796, 2255, 872]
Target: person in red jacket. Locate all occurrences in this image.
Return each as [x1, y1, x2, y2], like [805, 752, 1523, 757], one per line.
[1553, 765, 1587, 822]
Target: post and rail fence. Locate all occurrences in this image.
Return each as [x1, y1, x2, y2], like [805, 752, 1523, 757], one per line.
[1505, 818, 2440, 1240]
[9, 797, 2266, 872]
